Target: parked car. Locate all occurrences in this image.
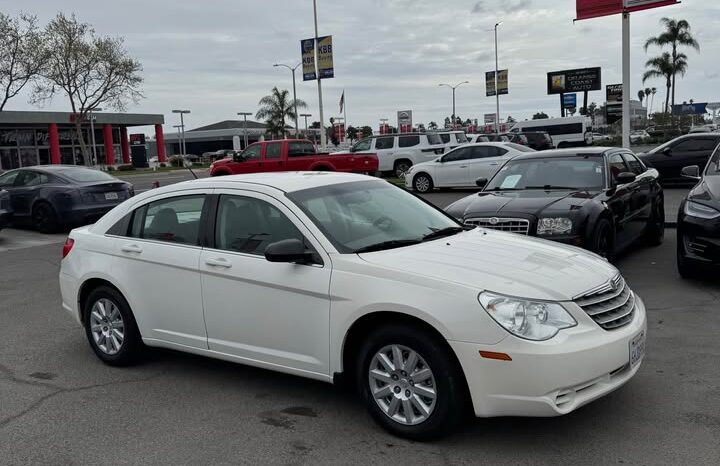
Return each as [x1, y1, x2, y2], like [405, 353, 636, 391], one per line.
[342, 133, 445, 177]
[687, 124, 717, 134]
[445, 148, 665, 260]
[60, 171, 646, 440]
[466, 134, 490, 143]
[509, 116, 593, 147]
[630, 130, 650, 144]
[507, 131, 554, 150]
[676, 145, 720, 278]
[592, 132, 612, 142]
[0, 166, 134, 233]
[637, 133, 720, 182]
[0, 189, 12, 232]
[405, 142, 533, 193]
[485, 133, 511, 143]
[210, 139, 378, 176]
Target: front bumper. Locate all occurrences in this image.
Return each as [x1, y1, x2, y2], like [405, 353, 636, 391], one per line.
[678, 207, 720, 264]
[451, 296, 647, 418]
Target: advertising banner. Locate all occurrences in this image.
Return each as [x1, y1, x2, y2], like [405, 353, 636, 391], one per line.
[316, 35, 334, 79]
[301, 38, 316, 81]
[547, 67, 601, 95]
[672, 103, 708, 116]
[606, 83, 623, 103]
[486, 70, 508, 96]
[563, 93, 578, 109]
[576, 0, 679, 21]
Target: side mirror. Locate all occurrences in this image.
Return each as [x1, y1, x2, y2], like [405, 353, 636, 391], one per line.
[662, 146, 672, 156]
[265, 239, 315, 264]
[616, 172, 637, 185]
[476, 177, 488, 188]
[681, 165, 701, 180]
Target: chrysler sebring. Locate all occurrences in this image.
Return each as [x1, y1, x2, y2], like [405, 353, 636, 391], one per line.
[59, 172, 646, 439]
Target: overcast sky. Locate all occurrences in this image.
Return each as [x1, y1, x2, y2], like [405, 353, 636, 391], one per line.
[4, 0, 719, 133]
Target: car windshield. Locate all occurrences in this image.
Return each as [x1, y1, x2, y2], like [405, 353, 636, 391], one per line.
[57, 168, 116, 182]
[286, 180, 460, 253]
[484, 156, 606, 191]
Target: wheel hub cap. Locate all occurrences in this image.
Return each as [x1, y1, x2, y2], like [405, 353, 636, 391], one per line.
[368, 344, 437, 426]
[89, 298, 125, 355]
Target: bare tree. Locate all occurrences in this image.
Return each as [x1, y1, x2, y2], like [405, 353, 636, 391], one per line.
[0, 12, 46, 111]
[33, 13, 143, 164]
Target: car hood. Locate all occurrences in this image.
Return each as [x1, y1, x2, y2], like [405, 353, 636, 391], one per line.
[359, 229, 617, 301]
[448, 190, 597, 218]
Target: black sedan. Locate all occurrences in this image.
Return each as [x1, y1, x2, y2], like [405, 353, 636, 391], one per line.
[0, 165, 134, 233]
[444, 148, 665, 259]
[637, 133, 720, 183]
[676, 145, 720, 278]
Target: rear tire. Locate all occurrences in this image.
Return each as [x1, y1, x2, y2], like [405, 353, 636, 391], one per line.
[356, 324, 467, 440]
[32, 202, 59, 234]
[412, 173, 434, 193]
[83, 286, 143, 366]
[394, 160, 412, 178]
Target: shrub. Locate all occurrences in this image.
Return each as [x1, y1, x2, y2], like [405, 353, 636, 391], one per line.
[117, 164, 136, 171]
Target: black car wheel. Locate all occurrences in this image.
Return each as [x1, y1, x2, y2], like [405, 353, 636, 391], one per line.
[32, 202, 59, 234]
[644, 197, 665, 246]
[394, 160, 412, 178]
[413, 173, 434, 193]
[592, 218, 615, 261]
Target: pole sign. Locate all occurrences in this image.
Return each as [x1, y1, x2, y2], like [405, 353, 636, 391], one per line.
[316, 35, 334, 79]
[397, 110, 412, 133]
[575, 0, 679, 21]
[301, 38, 316, 81]
[547, 67, 601, 95]
[563, 93, 578, 109]
[672, 103, 708, 116]
[605, 84, 623, 124]
[484, 113, 496, 124]
[486, 70, 509, 96]
[129, 133, 146, 145]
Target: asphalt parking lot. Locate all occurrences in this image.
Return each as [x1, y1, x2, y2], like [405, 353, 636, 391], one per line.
[1, 175, 718, 466]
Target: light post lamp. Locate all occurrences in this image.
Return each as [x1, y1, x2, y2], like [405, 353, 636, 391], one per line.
[438, 82, 469, 129]
[273, 63, 301, 136]
[172, 125, 183, 158]
[494, 21, 503, 134]
[81, 107, 102, 166]
[237, 112, 252, 148]
[171, 109, 191, 156]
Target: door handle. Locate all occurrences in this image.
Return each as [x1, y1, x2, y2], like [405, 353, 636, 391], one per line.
[121, 244, 143, 254]
[489, 162, 499, 166]
[205, 257, 232, 268]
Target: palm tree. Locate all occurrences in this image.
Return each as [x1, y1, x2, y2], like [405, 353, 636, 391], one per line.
[644, 17, 700, 108]
[255, 87, 307, 138]
[643, 52, 676, 114]
[637, 90, 645, 105]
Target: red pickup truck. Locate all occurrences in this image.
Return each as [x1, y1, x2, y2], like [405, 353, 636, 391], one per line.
[209, 139, 378, 176]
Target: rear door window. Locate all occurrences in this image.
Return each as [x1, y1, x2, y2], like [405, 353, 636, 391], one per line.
[456, 133, 468, 143]
[265, 142, 282, 159]
[426, 133, 443, 145]
[439, 134, 450, 144]
[443, 147, 472, 162]
[375, 137, 395, 150]
[288, 141, 316, 157]
[137, 195, 206, 245]
[398, 135, 420, 148]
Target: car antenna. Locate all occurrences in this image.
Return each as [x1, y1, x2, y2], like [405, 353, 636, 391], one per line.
[184, 159, 199, 179]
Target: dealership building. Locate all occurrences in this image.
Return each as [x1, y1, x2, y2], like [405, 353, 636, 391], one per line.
[0, 110, 165, 170]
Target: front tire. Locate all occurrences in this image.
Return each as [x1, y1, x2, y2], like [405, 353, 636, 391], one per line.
[356, 324, 467, 440]
[592, 218, 615, 261]
[412, 173, 434, 193]
[32, 202, 59, 234]
[83, 286, 143, 366]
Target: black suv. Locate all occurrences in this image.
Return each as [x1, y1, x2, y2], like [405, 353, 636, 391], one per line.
[509, 131, 554, 150]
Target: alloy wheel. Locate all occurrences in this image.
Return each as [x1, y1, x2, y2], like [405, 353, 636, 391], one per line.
[414, 175, 431, 193]
[368, 344, 437, 426]
[89, 298, 125, 355]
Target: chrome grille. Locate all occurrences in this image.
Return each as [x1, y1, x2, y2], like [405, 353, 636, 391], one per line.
[574, 275, 635, 330]
[464, 217, 530, 235]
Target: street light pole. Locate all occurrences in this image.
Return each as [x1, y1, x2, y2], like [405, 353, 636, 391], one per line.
[274, 63, 301, 136]
[494, 22, 502, 134]
[438, 82, 469, 129]
[300, 113, 312, 139]
[173, 125, 183, 156]
[313, 0, 326, 149]
[172, 109, 191, 156]
[237, 112, 252, 148]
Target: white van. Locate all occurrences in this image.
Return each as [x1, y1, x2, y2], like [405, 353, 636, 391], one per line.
[508, 116, 593, 148]
[345, 133, 446, 176]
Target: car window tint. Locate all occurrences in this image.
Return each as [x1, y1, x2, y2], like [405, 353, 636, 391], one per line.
[375, 137, 394, 150]
[456, 133, 468, 143]
[265, 142, 282, 159]
[242, 144, 261, 160]
[470, 146, 492, 159]
[352, 139, 371, 152]
[215, 195, 304, 256]
[426, 133, 443, 145]
[673, 138, 717, 152]
[398, 135, 420, 148]
[622, 153, 645, 175]
[0, 170, 20, 187]
[139, 195, 205, 245]
[439, 134, 450, 143]
[288, 142, 316, 157]
[608, 153, 629, 182]
[443, 148, 471, 162]
[15, 171, 41, 187]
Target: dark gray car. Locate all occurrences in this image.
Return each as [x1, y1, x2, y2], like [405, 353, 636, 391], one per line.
[0, 189, 11, 232]
[0, 165, 134, 233]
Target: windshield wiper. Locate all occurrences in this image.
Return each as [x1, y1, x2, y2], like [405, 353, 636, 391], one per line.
[422, 226, 467, 242]
[354, 239, 421, 253]
[524, 185, 578, 190]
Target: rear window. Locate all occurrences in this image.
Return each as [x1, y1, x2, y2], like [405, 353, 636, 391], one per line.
[426, 133, 443, 145]
[456, 133, 468, 143]
[58, 168, 115, 182]
[398, 135, 420, 148]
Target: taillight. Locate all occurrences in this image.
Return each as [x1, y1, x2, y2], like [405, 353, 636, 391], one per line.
[62, 238, 75, 259]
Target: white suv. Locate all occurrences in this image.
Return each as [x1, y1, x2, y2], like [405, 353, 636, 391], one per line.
[347, 133, 446, 176]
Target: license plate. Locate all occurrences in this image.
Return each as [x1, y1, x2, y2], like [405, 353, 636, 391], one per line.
[629, 330, 645, 368]
[105, 192, 119, 200]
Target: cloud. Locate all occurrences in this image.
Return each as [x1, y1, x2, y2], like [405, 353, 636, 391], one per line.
[472, 1, 486, 13]
[474, 0, 531, 14]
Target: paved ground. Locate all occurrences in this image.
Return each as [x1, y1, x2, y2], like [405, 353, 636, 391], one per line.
[1, 223, 719, 465]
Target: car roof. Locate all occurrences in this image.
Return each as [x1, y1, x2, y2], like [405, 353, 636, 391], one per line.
[508, 147, 617, 161]
[181, 171, 378, 193]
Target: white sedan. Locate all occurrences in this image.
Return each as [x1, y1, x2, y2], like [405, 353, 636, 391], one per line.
[405, 142, 534, 193]
[59, 172, 646, 440]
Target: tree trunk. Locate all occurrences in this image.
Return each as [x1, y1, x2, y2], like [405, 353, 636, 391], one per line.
[671, 44, 677, 108]
[665, 81, 671, 115]
[74, 119, 91, 166]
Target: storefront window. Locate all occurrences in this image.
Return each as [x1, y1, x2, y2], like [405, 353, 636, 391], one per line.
[0, 129, 18, 146]
[16, 130, 35, 147]
[38, 148, 50, 165]
[60, 147, 74, 165]
[36, 129, 49, 146]
[19, 148, 38, 167]
[58, 129, 74, 145]
[74, 147, 86, 166]
[1, 148, 19, 170]
[114, 146, 123, 164]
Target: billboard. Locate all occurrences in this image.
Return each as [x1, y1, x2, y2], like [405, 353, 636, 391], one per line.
[486, 70, 508, 96]
[484, 113, 496, 124]
[576, 0, 679, 21]
[563, 93, 577, 109]
[606, 83, 623, 103]
[397, 110, 412, 133]
[547, 67, 601, 94]
[317, 35, 334, 79]
[672, 103, 708, 116]
[301, 38, 316, 81]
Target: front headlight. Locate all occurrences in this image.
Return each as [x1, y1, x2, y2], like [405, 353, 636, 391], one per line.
[479, 292, 577, 341]
[684, 201, 720, 220]
[537, 217, 573, 235]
